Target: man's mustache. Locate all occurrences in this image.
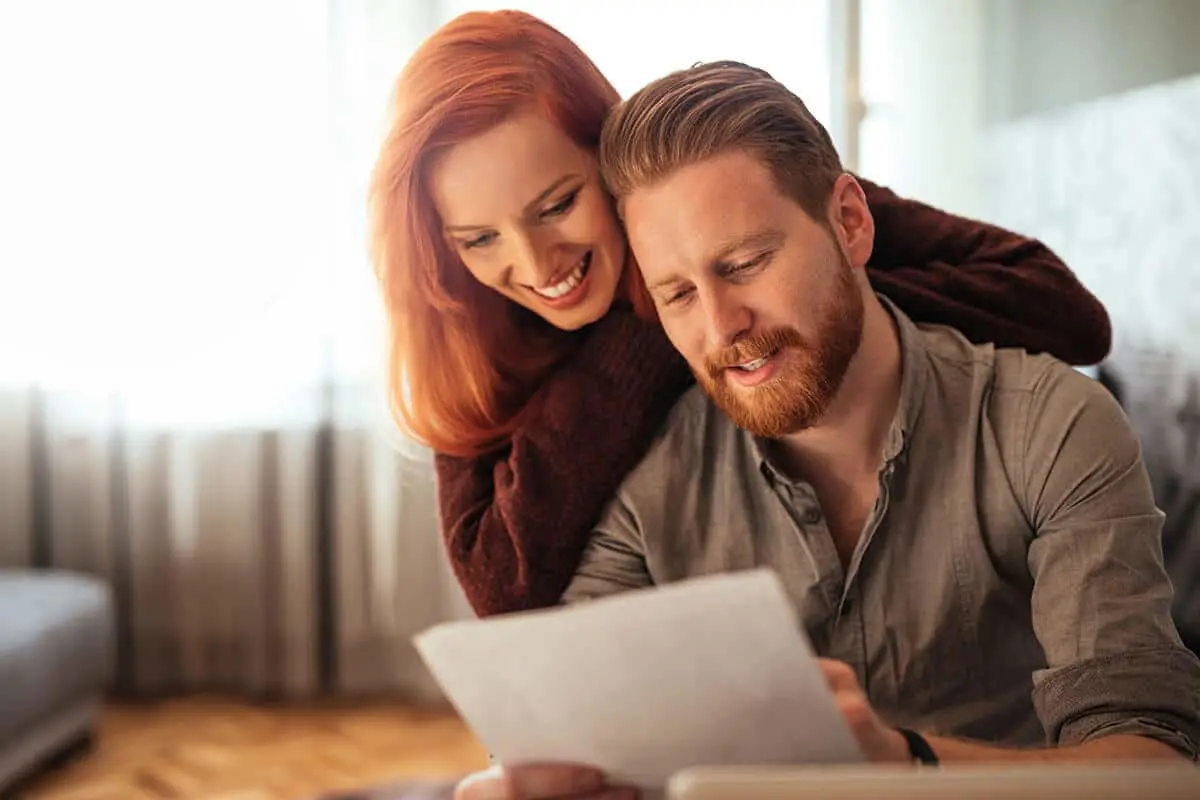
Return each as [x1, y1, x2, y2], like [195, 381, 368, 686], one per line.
[705, 326, 805, 379]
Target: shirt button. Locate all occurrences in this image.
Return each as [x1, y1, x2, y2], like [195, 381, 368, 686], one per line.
[803, 507, 822, 525]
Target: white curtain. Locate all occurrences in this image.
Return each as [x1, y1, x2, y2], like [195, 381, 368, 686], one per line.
[0, 0, 469, 699]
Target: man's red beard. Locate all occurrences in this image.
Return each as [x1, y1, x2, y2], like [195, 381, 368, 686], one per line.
[697, 259, 864, 438]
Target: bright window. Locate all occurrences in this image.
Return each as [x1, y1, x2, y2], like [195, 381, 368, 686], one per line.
[438, 1, 833, 127]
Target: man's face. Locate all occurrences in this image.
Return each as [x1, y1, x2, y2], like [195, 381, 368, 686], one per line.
[622, 150, 869, 437]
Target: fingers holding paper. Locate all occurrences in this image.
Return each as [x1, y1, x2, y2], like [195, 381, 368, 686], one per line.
[449, 658, 894, 800]
[454, 762, 641, 800]
[818, 658, 911, 763]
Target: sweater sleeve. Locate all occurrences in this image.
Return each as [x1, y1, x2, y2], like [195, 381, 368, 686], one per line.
[858, 177, 1112, 366]
[435, 308, 694, 617]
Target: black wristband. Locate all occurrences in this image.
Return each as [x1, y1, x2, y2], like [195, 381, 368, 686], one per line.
[897, 727, 939, 766]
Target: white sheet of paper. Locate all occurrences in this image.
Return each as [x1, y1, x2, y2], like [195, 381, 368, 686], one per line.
[413, 569, 864, 789]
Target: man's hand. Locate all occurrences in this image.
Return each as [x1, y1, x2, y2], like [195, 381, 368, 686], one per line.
[818, 658, 1191, 763]
[454, 763, 640, 800]
[451, 660, 907, 800]
[819, 658, 911, 763]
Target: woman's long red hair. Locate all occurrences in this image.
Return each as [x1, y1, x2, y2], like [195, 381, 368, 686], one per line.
[369, 10, 630, 457]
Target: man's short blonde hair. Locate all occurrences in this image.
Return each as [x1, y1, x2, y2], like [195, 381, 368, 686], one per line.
[599, 61, 844, 221]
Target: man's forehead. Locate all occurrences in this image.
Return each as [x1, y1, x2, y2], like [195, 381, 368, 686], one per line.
[623, 154, 784, 274]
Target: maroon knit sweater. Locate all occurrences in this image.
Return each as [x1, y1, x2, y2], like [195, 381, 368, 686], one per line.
[436, 178, 1112, 617]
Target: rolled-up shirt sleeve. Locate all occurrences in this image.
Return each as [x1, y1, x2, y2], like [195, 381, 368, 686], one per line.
[1021, 363, 1200, 758]
[561, 489, 654, 604]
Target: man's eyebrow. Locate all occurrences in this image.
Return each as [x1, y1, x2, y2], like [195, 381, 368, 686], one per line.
[708, 230, 784, 267]
[647, 274, 684, 294]
[443, 174, 582, 233]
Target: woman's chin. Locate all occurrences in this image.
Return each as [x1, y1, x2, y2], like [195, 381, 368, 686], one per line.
[541, 301, 609, 331]
[530, 275, 617, 331]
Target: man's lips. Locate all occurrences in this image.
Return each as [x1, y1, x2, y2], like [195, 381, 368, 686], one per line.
[722, 350, 782, 388]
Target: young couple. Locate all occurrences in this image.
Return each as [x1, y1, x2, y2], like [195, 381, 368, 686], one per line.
[371, 10, 1198, 800]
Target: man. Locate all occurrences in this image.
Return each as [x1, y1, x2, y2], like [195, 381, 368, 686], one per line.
[456, 62, 1200, 800]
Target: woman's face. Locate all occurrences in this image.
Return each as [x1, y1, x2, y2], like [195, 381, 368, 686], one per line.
[430, 111, 627, 330]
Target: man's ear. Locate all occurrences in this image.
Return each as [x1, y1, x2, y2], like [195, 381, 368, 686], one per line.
[827, 173, 875, 269]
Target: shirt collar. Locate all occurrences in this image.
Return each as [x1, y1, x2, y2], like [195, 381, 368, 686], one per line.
[880, 294, 929, 463]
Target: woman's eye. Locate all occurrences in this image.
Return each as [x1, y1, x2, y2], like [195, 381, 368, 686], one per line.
[541, 191, 578, 218]
[462, 232, 497, 249]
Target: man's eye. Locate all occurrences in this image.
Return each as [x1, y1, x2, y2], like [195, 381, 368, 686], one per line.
[663, 287, 694, 306]
[731, 253, 769, 273]
[462, 232, 497, 249]
[541, 191, 578, 219]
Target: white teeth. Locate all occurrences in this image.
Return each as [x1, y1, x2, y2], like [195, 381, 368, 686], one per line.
[737, 357, 769, 371]
[534, 254, 590, 299]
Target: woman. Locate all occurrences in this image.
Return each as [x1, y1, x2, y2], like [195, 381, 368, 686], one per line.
[369, 9, 1110, 618]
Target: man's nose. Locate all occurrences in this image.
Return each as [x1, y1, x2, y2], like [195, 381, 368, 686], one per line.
[702, 291, 752, 350]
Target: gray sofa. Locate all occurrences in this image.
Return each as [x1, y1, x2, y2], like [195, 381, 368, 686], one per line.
[0, 569, 114, 793]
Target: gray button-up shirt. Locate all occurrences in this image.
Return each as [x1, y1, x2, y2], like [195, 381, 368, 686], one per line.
[563, 300, 1200, 757]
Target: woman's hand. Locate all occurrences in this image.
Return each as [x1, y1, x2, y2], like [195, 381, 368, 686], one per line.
[454, 762, 640, 800]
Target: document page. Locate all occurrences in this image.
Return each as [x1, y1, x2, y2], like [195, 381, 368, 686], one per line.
[413, 569, 863, 789]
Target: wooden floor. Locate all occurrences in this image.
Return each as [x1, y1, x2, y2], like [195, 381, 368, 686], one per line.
[17, 696, 490, 800]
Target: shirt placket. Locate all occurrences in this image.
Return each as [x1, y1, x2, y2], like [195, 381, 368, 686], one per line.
[830, 457, 898, 692]
[770, 477, 844, 651]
